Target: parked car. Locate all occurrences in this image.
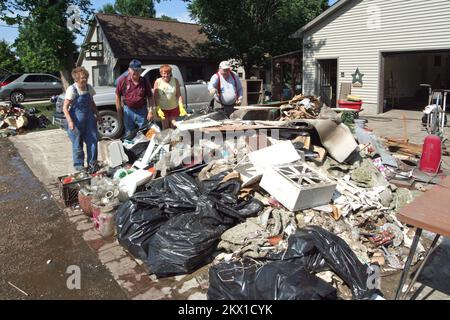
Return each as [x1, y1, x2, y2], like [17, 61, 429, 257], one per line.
[0, 73, 64, 103]
[0, 68, 12, 82]
[53, 64, 214, 139]
[0, 73, 21, 88]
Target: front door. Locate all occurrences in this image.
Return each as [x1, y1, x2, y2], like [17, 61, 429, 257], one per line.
[317, 59, 337, 108]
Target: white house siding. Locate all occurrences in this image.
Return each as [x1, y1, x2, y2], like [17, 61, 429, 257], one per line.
[81, 23, 118, 86]
[303, 0, 450, 113]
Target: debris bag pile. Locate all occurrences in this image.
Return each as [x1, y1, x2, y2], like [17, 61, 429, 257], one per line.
[116, 171, 264, 277]
[208, 226, 376, 300]
[0, 103, 51, 137]
[63, 93, 438, 299]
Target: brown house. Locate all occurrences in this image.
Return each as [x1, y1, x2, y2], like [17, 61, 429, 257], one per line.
[77, 13, 218, 86]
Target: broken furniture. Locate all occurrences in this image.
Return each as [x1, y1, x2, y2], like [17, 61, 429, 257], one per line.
[241, 79, 264, 106]
[395, 175, 450, 300]
[260, 163, 337, 211]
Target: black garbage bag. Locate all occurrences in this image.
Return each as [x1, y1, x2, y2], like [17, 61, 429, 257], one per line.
[123, 141, 150, 163]
[207, 258, 337, 300]
[278, 226, 375, 300]
[122, 121, 156, 141]
[115, 174, 199, 260]
[116, 172, 263, 277]
[25, 115, 40, 130]
[115, 197, 170, 261]
[147, 173, 263, 277]
[38, 115, 51, 128]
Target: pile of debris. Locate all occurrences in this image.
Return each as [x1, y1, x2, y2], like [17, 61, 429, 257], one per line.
[60, 104, 440, 300]
[0, 103, 51, 137]
[280, 94, 322, 120]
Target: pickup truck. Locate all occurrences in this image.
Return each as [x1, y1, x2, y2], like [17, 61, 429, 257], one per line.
[53, 64, 214, 139]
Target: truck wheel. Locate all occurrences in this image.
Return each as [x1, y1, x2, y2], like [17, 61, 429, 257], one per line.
[10, 91, 26, 103]
[97, 109, 123, 139]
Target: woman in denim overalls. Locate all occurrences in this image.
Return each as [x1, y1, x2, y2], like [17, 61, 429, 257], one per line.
[63, 67, 100, 173]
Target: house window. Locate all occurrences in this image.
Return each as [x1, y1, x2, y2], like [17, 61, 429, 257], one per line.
[186, 66, 204, 82]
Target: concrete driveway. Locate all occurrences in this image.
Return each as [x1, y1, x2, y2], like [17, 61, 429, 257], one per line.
[10, 129, 74, 185]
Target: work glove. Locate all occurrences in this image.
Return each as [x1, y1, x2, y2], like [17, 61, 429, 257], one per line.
[209, 88, 217, 97]
[147, 110, 153, 121]
[156, 106, 165, 120]
[179, 102, 188, 117]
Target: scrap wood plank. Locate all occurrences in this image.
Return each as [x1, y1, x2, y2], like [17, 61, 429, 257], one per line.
[234, 106, 280, 110]
[201, 124, 287, 132]
[383, 137, 450, 156]
[252, 101, 291, 108]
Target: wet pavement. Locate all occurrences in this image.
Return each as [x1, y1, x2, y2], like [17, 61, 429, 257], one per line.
[0, 138, 127, 299]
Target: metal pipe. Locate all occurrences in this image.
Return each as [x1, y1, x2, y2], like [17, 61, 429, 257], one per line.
[402, 234, 441, 300]
[441, 92, 447, 131]
[395, 228, 422, 300]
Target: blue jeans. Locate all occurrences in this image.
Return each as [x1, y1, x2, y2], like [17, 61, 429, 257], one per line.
[123, 105, 148, 136]
[67, 110, 98, 169]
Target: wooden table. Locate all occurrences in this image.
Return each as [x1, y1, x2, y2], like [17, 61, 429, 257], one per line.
[395, 175, 450, 299]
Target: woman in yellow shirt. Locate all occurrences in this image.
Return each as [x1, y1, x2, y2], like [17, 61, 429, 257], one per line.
[154, 64, 186, 129]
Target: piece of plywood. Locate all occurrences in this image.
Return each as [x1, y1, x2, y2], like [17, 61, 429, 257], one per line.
[248, 140, 300, 169]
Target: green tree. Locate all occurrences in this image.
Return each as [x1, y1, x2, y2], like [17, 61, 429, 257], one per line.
[99, 3, 117, 14]
[14, 20, 61, 74]
[158, 14, 178, 21]
[99, 1, 164, 18]
[187, 0, 329, 76]
[114, 0, 156, 17]
[0, 40, 21, 72]
[0, 1, 93, 88]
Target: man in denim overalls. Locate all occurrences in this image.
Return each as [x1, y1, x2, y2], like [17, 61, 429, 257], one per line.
[63, 67, 100, 173]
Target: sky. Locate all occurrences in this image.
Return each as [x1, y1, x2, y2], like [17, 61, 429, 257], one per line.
[0, 0, 338, 46]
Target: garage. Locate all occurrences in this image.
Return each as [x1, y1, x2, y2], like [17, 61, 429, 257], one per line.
[382, 50, 450, 111]
[292, 0, 450, 114]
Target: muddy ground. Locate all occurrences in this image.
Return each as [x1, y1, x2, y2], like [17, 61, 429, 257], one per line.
[0, 138, 127, 299]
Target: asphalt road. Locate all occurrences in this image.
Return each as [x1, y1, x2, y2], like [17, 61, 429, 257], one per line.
[0, 138, 127, 300]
